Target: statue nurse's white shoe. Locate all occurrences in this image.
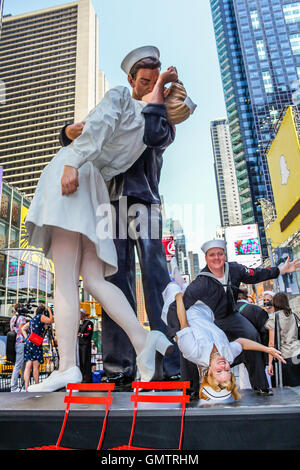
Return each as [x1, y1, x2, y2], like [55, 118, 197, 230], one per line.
[136, 331, 174, 382]
[28, 366, 82, 392]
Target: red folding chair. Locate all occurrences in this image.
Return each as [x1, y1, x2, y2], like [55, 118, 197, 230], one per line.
[110, 381, 190, 450]
[23, 382, 115, 450]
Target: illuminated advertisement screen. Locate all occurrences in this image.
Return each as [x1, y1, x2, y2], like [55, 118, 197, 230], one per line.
[8, 260, 25, 277]
[234, 238, 261, 256]
[225, 224, 262, 268]
[7, 257, 52, 293]
[162, 236, 175, 261]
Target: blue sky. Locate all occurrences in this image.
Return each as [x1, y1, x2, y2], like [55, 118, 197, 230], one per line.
[3, 0, 227, 264]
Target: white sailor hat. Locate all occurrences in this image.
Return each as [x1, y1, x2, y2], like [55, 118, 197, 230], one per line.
[201, 385, 234, 402]
[263, 290, 275, 297]
[121, 45, 160, 75]
[201, 239, 226, 254]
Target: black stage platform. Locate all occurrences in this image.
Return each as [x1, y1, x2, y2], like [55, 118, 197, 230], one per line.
[1, 387, 300, 450]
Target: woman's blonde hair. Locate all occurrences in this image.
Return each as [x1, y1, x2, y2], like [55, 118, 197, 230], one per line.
[165, 81, 193, 125]
[199, 370, 241, 401]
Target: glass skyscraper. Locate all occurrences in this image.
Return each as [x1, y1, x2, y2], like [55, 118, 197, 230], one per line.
[210, 0, 300, 257]
[210, 118, 242, 228]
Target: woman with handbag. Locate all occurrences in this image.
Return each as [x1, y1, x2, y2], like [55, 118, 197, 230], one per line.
[265, 292, 300, 387]
[21, 305, 54, 391]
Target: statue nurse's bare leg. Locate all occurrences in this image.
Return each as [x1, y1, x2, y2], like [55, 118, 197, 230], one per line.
[28, 228, 174, 392]
[28, 227, 83, 392]
[79, 235, 174, 381]
[50, 228, 82, 373]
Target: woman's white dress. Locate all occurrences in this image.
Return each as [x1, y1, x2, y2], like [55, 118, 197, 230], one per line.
[162, 282, 242, 368]
[25, 86, 147, 276]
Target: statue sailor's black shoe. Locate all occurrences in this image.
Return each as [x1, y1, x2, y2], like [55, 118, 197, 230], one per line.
[254, 387, 273, 396]
[104, 372, 134, 387]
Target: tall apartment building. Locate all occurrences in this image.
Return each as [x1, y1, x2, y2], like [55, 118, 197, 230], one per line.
[211, 118, 242, 227]
[0, 0, 108, 197]
[171, 219, 189, 275]
[188, 251, 200, 280]
[210, 0, 300, 257]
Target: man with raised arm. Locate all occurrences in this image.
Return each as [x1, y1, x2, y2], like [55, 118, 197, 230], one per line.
[167, 239, 300, 397]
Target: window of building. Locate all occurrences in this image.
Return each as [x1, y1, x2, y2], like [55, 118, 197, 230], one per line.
[283, 2, 300, 24]
[269, 106, 279, 123]
[290, 33, 300, 54]
[256, 39, 266, 60]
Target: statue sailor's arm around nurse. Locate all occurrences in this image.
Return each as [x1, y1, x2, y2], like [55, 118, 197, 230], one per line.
[59, 68, 196, 194]
[59, 65, 179, 195]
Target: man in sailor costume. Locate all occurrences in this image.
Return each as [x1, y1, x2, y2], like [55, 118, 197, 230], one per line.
[167, 239, 300, 397]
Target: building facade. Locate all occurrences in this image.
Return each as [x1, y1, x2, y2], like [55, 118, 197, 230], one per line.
[0, 174, 54, 316]
[188, 251, 200, 280]
[171, 219, 189, 275]
[162, 213, 200, 280]
[0, 0, 106, 197]
[210, 118, 242, 227]
[210, 0, 300, 257]
[0, 0, 4, 38]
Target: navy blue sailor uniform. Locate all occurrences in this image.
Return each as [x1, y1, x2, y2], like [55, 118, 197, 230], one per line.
[167, 262, 280, 394]
[60, 102, 180, 381]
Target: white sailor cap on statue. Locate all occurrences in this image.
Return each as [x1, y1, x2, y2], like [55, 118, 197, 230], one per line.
[201, 239, 226, 254]
[121, 46, 160, 75]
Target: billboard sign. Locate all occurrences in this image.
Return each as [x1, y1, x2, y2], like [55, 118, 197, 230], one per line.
[274, 247, 299, 295]
[162, 236, 175, 261]
[7, 257, 52, 293]
[225, 224, 262, 268]
[266, 107, 300, 243]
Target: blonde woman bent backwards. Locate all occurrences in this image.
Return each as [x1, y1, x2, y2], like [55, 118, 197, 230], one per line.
[162, 261, 285, 402]
[25, 70, 195, 392]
